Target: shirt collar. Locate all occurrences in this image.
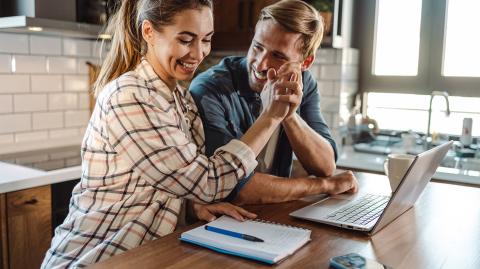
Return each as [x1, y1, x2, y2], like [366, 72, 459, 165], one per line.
[237, 58, 259, 99]
[135, 57, 186, 102]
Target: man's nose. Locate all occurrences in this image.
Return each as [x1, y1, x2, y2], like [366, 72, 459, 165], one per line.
[255, 52, 270, 71]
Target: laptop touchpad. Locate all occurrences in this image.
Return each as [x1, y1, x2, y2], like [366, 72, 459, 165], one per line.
[292, 198, 352, 219]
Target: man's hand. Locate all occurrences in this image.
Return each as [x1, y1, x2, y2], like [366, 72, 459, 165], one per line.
[320, 171, 359, 195]
[275, 62, 303, 119]
[262, 68, 290, 121]
[193, 202, 257, 222]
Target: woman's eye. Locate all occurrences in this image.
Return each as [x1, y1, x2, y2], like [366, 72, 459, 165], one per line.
[179, 39, 193, 45]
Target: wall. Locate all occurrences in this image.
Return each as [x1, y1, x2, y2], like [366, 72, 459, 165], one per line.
[0, 32, 104, 152]
[310, 48, 359, 150]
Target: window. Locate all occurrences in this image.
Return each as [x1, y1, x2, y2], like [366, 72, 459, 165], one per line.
[373, 0, 422, 76]
[442, 0, 480, 77]
[357, 0, 480, 96]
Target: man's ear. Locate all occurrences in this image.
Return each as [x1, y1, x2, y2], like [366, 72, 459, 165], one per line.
[142, 20, 155, 46]
[301, 55, 315, 71]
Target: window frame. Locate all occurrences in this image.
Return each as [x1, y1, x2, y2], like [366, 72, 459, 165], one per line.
[356, 0, 480, 97]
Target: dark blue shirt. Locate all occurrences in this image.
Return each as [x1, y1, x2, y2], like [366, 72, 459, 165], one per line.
[190, 56, 337, 200]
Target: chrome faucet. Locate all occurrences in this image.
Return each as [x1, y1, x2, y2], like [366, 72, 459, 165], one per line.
[425, 91, 451, 149]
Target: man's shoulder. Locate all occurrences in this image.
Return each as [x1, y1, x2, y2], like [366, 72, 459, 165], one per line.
[191, 56, 245, 95]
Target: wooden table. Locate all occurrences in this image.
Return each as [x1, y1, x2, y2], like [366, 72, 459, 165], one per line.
[90, 172, 480, 269]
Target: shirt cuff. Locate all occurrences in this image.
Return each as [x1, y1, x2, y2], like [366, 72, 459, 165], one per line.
[215, 139, 258, 175]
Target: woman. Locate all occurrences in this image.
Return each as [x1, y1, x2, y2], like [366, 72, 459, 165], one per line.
[42, 0, 292, 268]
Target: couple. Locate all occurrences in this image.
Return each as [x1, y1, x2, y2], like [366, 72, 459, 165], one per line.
[42, 0, 358, 268]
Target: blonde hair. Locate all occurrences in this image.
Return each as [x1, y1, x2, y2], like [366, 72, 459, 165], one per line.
[259, 0, 324, 59]
[93, 0, 213, 96]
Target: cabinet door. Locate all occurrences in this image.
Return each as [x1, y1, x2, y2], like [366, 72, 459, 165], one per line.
[1, 194, 8, 269]
[7, 186, 51, 269]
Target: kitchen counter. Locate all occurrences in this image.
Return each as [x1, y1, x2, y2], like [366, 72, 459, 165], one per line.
[337, 146, 480, 186]
[0, 144, 82, 193]
[0, 163, 81, 193]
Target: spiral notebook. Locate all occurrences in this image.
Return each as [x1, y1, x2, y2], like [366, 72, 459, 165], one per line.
[180, 216, 311, 264]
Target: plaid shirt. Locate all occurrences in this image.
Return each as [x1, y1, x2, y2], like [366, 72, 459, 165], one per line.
[42, 58, 257, 268]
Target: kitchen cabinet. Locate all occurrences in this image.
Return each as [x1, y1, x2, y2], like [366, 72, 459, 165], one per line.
[0, 186, 51, 269]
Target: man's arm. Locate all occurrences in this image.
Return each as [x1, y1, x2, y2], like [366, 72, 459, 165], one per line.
[232, 171, 357, 205]
[278, 71, 337, 177]
[282, 114, 336, 177]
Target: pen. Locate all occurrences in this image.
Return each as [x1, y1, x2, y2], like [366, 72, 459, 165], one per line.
[204, 225, 264, 242]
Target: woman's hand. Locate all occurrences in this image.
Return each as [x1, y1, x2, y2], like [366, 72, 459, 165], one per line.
[193, 202, 257, 222]
[261, 68, 290, 121]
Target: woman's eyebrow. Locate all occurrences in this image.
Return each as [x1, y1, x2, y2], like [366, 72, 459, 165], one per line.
[178, 31, 214, 37]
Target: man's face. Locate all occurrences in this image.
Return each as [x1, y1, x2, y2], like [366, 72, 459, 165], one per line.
[246, 19, 304, 93]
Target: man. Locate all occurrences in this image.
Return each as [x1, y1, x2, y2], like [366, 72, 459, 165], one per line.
[190, 0, 358, 205]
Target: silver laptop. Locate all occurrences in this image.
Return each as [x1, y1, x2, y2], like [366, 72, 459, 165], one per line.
[290, 141, 453, 235]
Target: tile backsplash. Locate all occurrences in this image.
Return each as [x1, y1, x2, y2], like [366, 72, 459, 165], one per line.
[0, 32, 104, 150]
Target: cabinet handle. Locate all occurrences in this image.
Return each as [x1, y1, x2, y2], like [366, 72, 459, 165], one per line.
[24, 198, 38, 205]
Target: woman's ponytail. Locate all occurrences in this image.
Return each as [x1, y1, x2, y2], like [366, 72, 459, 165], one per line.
[93, 0, 143, 96]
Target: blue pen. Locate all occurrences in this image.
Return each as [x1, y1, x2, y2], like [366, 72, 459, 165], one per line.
[204, 225, 264, 242]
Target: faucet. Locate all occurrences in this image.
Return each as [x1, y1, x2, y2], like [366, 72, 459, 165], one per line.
[425, 91, 451, 149]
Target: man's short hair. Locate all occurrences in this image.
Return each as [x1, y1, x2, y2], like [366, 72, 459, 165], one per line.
[259, 0, 324, 59]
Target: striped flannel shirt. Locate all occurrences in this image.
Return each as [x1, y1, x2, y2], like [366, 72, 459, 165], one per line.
[41, 58, 257, 268]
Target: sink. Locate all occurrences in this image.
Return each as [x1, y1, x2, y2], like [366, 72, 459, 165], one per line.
[441, 155, 480, 171]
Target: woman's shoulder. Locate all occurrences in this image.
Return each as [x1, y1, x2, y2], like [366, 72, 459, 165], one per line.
[98, 71, 152, 107]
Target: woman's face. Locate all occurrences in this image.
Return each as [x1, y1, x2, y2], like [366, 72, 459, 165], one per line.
[143, 7, 213, 89]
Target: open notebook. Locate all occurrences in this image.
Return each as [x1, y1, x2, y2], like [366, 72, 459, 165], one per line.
[180, 216, 311, 264]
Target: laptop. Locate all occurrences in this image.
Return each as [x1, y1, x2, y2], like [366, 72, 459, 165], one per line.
[290, 141, 453, 235]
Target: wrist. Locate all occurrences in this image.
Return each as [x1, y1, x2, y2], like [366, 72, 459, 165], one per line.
[282, 113, 298, 126]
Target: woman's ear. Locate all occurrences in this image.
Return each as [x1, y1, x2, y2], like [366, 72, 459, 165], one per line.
[301, 55, 315, 71]
[142, 20, 155, 46]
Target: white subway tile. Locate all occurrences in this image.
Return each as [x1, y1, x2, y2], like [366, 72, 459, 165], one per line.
[49, 128, 79, 139]
[309, 65, 321, 79]
[0, 33, 29, 53]
[0, 114, 31, 134]
[13, 55, 47, 73]
[78, 93, 90, 109]
[317, 81, 335, 96]
[33, 112, 64, 130]
[91, 41, 110, 59]
[337, 81, 358, 95]
[15, 153, 49, 164]
[14, 94, 48, 112]
[0, 75, 30, 93]
[319, 65, 342, 80]
[65, 110, 90, 127]
[0, 134, 14, 144]
[77, 59, 90, 74]
[49, 93, 78, 110]
[30, 36, 62, 55]
[336, 48, 360, 65]
[15, 131, 48, 143]
[0, 95, 13, 113]
[31, 75, 63, 92]
[78, 126, 87, 136]
[341, 66, 358, 80]
[0, 54, 12, 73]
[64, 75, 89, 92]
[316, 49, 336, 64]
[47, 57, 77, 74]
[63, 39, 92, 57]
[320, 96, 340, 113]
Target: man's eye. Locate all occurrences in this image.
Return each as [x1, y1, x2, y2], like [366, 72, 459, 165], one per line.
[202, 39, 212, 43]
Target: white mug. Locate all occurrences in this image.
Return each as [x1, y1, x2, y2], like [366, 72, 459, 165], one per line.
[384, 153, 415, 192]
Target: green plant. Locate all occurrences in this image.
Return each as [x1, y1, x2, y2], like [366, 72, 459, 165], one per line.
[307, 0, 333, 12]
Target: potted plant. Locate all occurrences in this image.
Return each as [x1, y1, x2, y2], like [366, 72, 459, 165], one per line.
[306, 0, 333, 35]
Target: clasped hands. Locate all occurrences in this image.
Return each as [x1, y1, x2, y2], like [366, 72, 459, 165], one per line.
[261, 62, 304, 121]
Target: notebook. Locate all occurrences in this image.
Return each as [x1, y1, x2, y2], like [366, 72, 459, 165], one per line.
[180, 216, 311, 264]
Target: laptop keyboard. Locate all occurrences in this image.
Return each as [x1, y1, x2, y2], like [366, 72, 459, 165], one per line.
[326, 194, 390, 226]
